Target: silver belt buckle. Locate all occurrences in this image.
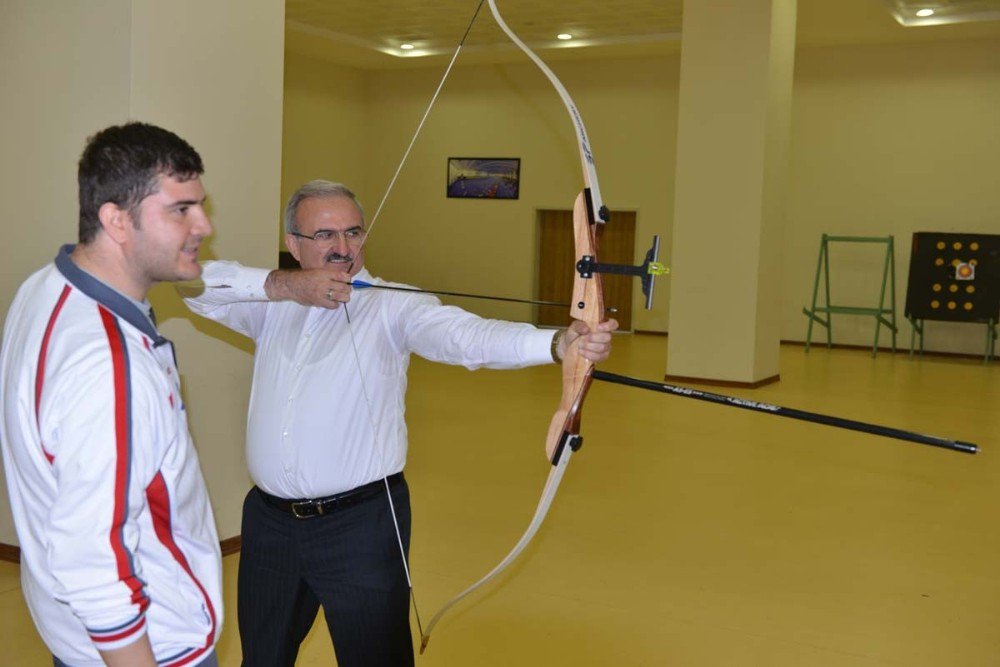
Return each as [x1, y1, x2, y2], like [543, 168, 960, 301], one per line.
[291, 500, 319, 518]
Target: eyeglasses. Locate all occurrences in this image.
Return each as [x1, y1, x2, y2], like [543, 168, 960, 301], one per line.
[289, 227, 367, 246]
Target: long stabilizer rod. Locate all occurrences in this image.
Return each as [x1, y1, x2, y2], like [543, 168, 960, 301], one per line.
[591, 370, 978, 455]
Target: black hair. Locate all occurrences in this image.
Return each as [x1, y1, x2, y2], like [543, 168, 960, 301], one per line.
[77, 122, 204, 243]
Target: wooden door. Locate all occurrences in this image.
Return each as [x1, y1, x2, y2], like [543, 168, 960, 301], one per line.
[536, 209, 636, 330]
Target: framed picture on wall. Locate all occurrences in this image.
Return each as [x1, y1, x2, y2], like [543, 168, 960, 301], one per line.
[446, 157, 520, 199]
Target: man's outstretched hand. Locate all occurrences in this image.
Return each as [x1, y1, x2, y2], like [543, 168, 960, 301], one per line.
[557, 318, 619, 363]
[264, 268, 353, 309]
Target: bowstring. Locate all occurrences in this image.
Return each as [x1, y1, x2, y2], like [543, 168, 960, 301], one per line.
[343, 305, 425, 635]
[354, 0, 487, 253]
[340, 0, 488, 642]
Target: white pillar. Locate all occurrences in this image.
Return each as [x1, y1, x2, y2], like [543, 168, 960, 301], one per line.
[667, 0, 796, 385]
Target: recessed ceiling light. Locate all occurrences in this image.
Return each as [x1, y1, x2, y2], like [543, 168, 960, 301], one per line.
[556, 33, 573, 41]
[915, 8, 935, 17]
[400, 43, 415, 50]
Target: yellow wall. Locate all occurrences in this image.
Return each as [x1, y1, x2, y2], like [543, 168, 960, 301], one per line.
[786, 38, 1000, 354]
[0, 1, 131, 314]
[281, 50, 369, 248]
[0, 0, 285, 543]
[130, 0, 286, 539]
[282, 52, 678, 328]
[283, 35, 1000, 354]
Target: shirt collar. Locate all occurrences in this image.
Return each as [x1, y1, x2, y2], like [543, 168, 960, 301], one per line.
[55, 244, 168, 346]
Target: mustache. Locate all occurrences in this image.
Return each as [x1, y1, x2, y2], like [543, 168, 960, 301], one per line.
[325, 251, 354, 263]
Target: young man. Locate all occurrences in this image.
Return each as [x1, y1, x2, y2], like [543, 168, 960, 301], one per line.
[0, 122, 222, 667]
[183, 179, 616, 666]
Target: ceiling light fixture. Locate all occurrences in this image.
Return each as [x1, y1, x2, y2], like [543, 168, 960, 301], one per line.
[400, 43, 415, 50]
[915, 8, 935, 17]
[556, 33, 573, 41]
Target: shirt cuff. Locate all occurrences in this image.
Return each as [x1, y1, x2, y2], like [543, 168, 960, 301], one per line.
[523, 328, 560, 365]
[87, 612, 148, 651]
[201, 261, 272, 300]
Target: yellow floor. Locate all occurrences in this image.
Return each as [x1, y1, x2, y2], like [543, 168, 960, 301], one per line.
[3, 335, 999, 665]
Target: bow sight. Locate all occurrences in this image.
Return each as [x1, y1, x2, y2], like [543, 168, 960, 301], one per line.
[576, 235, 670, 310]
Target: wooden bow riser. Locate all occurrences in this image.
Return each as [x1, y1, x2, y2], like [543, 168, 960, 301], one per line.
[544, 191, 606, 463]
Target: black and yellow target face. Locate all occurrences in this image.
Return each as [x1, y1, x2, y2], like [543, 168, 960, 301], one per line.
[905, 232, 1000, 322]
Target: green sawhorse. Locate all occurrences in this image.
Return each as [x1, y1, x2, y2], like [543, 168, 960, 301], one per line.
[802, 234, 897, 357]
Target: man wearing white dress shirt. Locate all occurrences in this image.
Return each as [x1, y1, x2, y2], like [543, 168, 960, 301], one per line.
[183, 179, 617, 666]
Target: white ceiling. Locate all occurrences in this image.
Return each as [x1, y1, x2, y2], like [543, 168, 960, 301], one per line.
[285, 0, 1000, 68]
[881, 0, 1000, 26]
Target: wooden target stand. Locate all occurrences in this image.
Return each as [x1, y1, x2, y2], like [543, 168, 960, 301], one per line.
[905, 232, 1000, 362]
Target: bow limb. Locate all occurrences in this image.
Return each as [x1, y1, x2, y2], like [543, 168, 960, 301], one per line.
[419, 448, 572, 653]
[486, 0, 606, 224]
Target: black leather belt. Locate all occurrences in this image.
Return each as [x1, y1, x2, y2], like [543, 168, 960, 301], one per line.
[257, 473, 403, 519]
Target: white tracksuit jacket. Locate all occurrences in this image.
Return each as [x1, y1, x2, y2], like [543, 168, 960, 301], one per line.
[0, 246, 222, 666]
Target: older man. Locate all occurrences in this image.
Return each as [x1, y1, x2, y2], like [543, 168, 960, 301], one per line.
[184, 179, 616, 666]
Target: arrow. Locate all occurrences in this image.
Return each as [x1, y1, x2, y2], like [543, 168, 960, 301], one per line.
[348, 279, 620, 312]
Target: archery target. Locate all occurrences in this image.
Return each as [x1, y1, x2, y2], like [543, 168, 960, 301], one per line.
[906, 232, 1000, 323]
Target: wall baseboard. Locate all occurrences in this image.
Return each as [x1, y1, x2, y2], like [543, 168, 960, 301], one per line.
[221, 535, 242, 556]
[631, 331, 994, 362]
[663, 372, 780, 389]
[0, 542, 20, 563]
[781, 339, 996, 362]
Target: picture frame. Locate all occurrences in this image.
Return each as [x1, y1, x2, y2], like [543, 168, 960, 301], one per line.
[446, 157, 520, 200]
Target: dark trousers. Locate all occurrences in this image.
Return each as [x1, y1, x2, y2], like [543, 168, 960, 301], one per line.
[238, 478, 414, 667]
